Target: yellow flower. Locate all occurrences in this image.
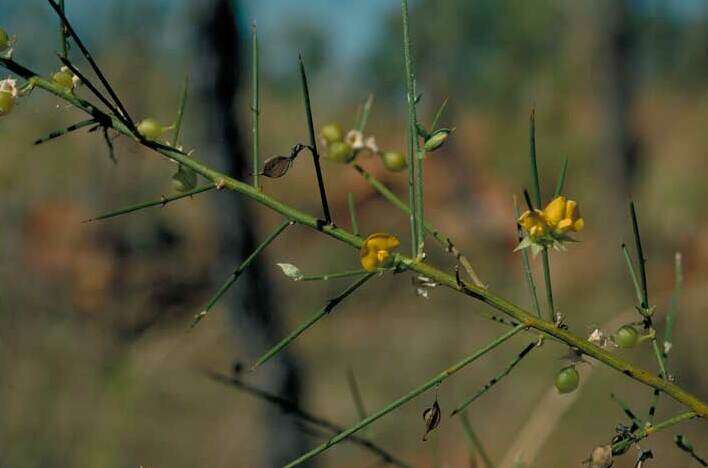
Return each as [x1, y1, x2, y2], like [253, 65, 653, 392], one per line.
[360, 233, 400, 272]
[543, 196, 584, 234]
[518, 209, 549, 240]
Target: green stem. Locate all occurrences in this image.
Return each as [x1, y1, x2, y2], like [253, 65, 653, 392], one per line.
[513, 197, 542, 318]
[459, 412, 496, 468]
[430, 96, 449, 131]
[58, 0, 69, 59]
[612, 411, 698, 455]
[621, 244, 644, 306]
[401, 0, 422, 257]
[300, 270, 368, 282]
[355, 93, 374, 133]
[284, 324, 526, 467]
[346, 367, 368, 421]
[83, 183, 216, 222]
[299, 55, 332, 224]
[347, 192, 359, 236]
[172, 74, 189, 147]
[630, 201, 649, 309]
[553, 155, 568, 198]
[34, 118, 97, 145]
[452, 341, 536, 416]
[353, 164, 485, 288]
[251, 272, 375, 370]
[192, 220, 292, 327]
[540, 249, 555, 322]
[610, 392, 645, 430]
[7, 59, 708, 420]
[251, 23, 260, 189]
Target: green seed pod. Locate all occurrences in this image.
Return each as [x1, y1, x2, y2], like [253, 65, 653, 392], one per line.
[0, 28, 9, 52]
[137, 118, 164, 141]
[326, 141, 354, 163]
[0, 91, 15, 117]
[423, 129, 452, 153]
[171, 166, 197, 192]
[381, 151, 406, 172]
[614, 325, 639, 349]
[320, 123, 343, 145]
[555, 366, 579, 394]
[52, 70, 75, 90]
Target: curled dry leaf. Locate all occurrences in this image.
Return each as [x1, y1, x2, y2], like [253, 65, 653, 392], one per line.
[261, 155, 293, 178]
[422, 399, 441, 441]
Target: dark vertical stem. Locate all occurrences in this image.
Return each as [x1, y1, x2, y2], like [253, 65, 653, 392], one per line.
[299, 55, 332, 225]
[58, 0, 69, 58]
[629, 201, 649, 309]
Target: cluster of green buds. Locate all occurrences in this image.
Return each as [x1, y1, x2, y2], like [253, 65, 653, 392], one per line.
[319, 123, 406, 173]
[0, 78, 18, 117]
[0, 27, 16, 58]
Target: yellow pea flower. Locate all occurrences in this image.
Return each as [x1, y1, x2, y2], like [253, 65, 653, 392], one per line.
[516, 195, 584, 254]
[518, 209, 549, 240]
[360, 233, 400, 272]
[543, 196, 584, 234]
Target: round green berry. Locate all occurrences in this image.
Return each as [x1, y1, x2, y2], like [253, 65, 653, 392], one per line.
[52, 70, 75, 90]
[320, 123, 343, 145]
[555, 366, 579, 394]
[615, 325, 639, 349]
[326, 141, 354, 163]
[138, 118, 164, 141]
[0, 91, 15, 117]
[0, 28, 9, 52]
[381, 151, 406, 172]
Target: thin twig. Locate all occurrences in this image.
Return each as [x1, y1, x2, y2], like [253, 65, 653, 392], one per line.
[553, 155, 568, 198]
[612, 411, 698, 455]
[348, 192, 360, 236]
[347, 366, 368, 421]
[251, 23, 260, 189]
[34, 118, 97, 145]
[459, 412, 495, 468]
[251, 272, 375, 370]
[205, 370, 411, 468]
[513, 196, 542, 318]
[610, 392, 644, 432]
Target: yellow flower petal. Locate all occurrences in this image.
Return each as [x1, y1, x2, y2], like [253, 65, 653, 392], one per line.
[557, 218, 573, 233]
[360, 233, 399, 271]
[543, 196, 567, 227]
[573, 218, 584, 232]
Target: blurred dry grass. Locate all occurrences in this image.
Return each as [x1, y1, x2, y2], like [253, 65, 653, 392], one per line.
[1, 1, 708, 467]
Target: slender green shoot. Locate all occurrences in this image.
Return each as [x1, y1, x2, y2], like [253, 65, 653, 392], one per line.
[621, 243, 644, 306]
[452, 341, 535, 415]
[192, 220, 292, 328]
[172, 74, 189, 147]
[612, 411, 698, 455]
[355, 93, 374, 133]
[528, 109, 555, 322]
[83, 183, 216, 223]
[207, 370, 411, 468]
[347, 192, 359, 236]
[459, 412, 495, 468]
[353, 164, 485, 288]
[430, 96, 449, 131]
[299, 54, 332, 224]
[610, 393, 644, 431]
[34, 118, 97, 145]
[283, 324, 525, 467]
[251, 23, 260, 189]
[300, 270, 369, 282]
[58, 0, 69, 58]
[553, 155, 568, 198]
[346, 366, 368, 421]
[664, 252, 682, 360]
[251, 272, 375, 370]
[674, 435, 708, 467]
[401, 0, 423, 258]
[513, 197, 542, 318]
[629, 201, 649, 310]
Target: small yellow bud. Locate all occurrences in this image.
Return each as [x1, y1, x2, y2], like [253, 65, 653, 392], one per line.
[325, 141, 354, 163]
[381, 151, 406, 172]
[137, 118, 164, 141]
[320, 123, 343, 145]
[52, 70, 75, 91]
[360, 233, 400, 272]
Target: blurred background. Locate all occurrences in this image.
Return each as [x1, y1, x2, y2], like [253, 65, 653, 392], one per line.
[1, 0, 707, 466]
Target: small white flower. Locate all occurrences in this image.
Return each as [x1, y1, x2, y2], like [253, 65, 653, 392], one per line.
[0, 78, 18, 97]
[588, 328, 612, 348]
[345, 129, 364, 150]
[364, 136, 379, 154]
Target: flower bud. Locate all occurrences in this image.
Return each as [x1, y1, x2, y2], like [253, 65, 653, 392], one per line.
[137, 118, 164, 141]
[52, 69, 75, 91]
[555, 366, 579, 394]
[171, 166, 197, 192]
[0, 78, 18, 117]
[423, 128, 452, 152]
[326, 141, 354, 163]
[614, 325, 639, 349]
[381, 151, 406, 172]
[320, 123, 343, 145]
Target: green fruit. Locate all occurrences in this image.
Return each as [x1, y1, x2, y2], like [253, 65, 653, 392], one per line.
[555, 366, 579, 394]
[0, 91, 15, 117]
[0, 28, 9, 52]
[326, 141, 353, 163]
[320, 123, 343, 145]
[172, 166, 197, 192]
[138, 118, 164, 141]
[615, 325, 639, 349]
[52, 70, 74, 90]
[423, 129, 451, 152]
[381, 151, 406, 172]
